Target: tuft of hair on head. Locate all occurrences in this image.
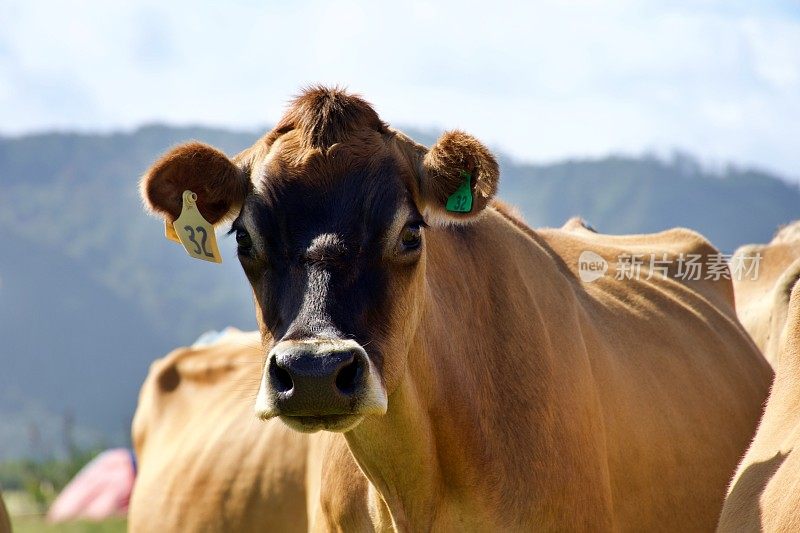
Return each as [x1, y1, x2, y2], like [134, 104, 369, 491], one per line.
[276, 85, 388, 149]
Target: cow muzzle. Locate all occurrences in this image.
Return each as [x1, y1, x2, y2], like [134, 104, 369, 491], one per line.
[255, 339, 387, 432]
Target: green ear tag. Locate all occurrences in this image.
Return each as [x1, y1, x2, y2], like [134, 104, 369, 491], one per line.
[445, 170, 473, 213]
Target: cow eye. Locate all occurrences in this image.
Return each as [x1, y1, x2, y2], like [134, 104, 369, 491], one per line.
[400, 224, 422, 250]
[236, 228, 252, 251]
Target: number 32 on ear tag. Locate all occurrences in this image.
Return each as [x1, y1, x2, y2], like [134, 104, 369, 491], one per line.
[172, 190, 222, 264]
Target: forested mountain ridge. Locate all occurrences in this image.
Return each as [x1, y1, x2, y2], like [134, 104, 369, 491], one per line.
[0, 124, 797, 458]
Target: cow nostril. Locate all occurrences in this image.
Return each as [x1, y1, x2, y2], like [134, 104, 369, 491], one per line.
[269, 358, 294, 393]
[335, 357, 363, 395]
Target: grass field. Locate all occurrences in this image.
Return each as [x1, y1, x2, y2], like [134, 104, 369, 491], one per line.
[11, 516, 126, 533]
[3, 489, 127, 532]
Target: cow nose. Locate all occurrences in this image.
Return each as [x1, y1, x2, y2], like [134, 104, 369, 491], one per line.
[268, 347, 366, 415]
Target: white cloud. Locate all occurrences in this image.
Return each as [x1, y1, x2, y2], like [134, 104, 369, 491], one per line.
[0, 0, 798, 180]
[742, 16, 800, 90]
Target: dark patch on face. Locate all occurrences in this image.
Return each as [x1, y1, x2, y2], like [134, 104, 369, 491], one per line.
[157, 365, 180, 393]
[233, 156, 420, 374]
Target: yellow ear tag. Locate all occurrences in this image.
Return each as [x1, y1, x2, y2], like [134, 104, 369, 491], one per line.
[165, 220, 180, 243]
[172, 190, 222, 264]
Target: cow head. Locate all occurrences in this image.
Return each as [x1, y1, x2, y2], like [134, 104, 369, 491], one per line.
[141, 87, 499, 432]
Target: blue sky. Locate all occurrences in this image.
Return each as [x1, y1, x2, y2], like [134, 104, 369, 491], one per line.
[1, 0, 798, 180]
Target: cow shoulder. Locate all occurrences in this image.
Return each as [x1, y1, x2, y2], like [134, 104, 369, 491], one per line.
[132, 331, 262, 454]
[772, 220, 800, 245]
[732, 228, 800, 364]
[538, 225, 737, 313]
[130, 333, 311, 533]
[560, 216, 597, 234]
[720, 282, 800, 531]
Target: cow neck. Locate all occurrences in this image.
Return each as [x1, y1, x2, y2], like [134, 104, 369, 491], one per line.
[344, 208, 572, 530]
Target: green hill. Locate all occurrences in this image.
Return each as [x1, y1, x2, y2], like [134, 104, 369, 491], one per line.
[0, 125, 797, 459]
[502, 153, 799, 252]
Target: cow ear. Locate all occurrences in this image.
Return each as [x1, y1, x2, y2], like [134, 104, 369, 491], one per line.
[140, 142, 250, 225]
[420, 130, 499, 224]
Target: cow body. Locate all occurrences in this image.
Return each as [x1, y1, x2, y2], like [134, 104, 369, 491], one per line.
[733, 221, 800, 365]
[140, 87, 772, 531]
[129, 330, 371, 532]
[338, 210, 771, 530]
[719, 281, 800, 531]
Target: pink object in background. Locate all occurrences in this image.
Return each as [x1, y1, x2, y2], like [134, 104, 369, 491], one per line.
[47, 448, 135, 523]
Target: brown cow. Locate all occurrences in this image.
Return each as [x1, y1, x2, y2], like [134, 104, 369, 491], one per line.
[140, 87, 771, 530]
[732, 221, 800, 365]
[0, 492, 10, 533]
[129, 329, 372, 532]
[718, 280, 800, 531]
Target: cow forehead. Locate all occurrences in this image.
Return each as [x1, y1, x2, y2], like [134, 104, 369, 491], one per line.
[246, 136, 405, 216]
[254, 128, 395, 189]
[241, 162, 407, 254]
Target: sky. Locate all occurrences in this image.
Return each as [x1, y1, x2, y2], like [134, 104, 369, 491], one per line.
[1, 0, 799, 181]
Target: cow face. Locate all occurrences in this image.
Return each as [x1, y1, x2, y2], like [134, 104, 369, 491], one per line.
[141, 88, 498, 433]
